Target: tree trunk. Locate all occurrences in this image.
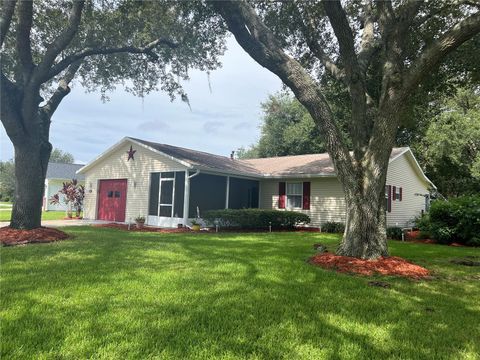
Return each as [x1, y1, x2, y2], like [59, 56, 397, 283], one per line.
[10, 138, 52, 229]
[335, 140, 393, 259]
[337, 190, 389, 259]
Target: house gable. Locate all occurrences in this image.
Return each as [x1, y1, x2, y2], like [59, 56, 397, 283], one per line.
[81, 139, 189, 221]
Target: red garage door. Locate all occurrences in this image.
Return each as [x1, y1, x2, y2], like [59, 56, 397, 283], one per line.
[97, 179, 127, 222]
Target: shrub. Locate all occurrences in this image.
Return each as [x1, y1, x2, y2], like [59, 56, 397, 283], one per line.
[203, 209, 310, 229]
[386, 227, 403, 240]
[427, 196, 480, 246]
[321, 222, 345, 233]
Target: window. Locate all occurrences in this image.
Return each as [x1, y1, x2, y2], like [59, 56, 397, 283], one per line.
[107, 191, 113, 198]
[286, 182, 302, 209]
[114, 191, 121, 198]
[395, 187, 401, 200]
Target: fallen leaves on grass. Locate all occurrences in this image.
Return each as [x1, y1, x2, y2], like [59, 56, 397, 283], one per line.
[0, 226, 69, 246]
[309, 252, 430, 279]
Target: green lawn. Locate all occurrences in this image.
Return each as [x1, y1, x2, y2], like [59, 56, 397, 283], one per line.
[0, 210, 66, 222]
[1, 228, 479, 359]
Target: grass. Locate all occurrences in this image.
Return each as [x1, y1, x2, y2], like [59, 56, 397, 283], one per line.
[1, 228, 479, 359]
[0, 210, 67, 222]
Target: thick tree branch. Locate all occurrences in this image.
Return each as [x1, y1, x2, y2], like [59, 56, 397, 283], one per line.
[322, 0, 370, 157]
[403, 11, 480, 95]
[0, 72, 25, 141]
[294, 3, 345, 82]
[15, 0, 33, 82]
[44, 37, 178, 82]
[35, 1, 85, 84]
[210, 0, 356, 185]
[357, 1, 378, 72]
[41, 62, 81, 119]
[0, 0, 16, 48]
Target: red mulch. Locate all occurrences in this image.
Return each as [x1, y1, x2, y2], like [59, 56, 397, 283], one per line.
[0, 226, 69, 246]
[309, 252, 430, 279]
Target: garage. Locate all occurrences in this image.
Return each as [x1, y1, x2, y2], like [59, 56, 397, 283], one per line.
[97, 179, 127, 222]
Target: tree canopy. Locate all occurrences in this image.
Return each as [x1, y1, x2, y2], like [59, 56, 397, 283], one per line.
[418, 87, 480, 197]
[1, 0, 226, 229]
[212, 0, 480, 258]
[49, 148, 75, 164]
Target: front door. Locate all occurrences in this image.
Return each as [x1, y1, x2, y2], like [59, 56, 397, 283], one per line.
[97, 179, 127, 222]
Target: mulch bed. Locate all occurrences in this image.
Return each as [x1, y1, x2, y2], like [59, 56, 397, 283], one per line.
[93, 223, 320, 233]
[0, 226, 69, 246]
[309, 252, 430, 279]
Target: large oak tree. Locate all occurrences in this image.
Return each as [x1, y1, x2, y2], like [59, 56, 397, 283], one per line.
[211, 0, 480, 258]
[1, 0, 225, 229]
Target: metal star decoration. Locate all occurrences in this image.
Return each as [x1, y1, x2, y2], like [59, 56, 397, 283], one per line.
[126, 145, 136, 161]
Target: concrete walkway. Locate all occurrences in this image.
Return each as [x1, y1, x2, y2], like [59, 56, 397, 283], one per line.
[0, 219, 110, 228]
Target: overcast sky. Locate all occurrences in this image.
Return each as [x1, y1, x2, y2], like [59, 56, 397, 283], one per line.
[0, 38, 282, 164]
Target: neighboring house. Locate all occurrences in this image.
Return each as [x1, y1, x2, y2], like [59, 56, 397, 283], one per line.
[77, 137, 435, 228]
[43, 162, 85, 211]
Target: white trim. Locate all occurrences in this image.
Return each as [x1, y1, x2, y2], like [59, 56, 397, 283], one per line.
[261, 173, 336, 179]
[193, 167, 261, 180]
[77, 137, 192, 174]
[389, 147, 437, 189]
[183, 170, 190, 226]
[285, 181, 303, 210]
[388, 147, 410, 163]
[225, 176, 230, 209]
[78, 139, 436, 191]
[147, 215, 183, 228]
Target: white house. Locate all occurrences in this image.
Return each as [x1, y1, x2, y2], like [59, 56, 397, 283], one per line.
[77, 137, 435, 228]
[43, 162, 85, 211]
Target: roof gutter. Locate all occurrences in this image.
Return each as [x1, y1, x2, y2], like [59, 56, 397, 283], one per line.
[188, 169, 201, 179]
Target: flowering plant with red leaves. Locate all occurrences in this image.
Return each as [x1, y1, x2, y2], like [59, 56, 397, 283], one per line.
[49, 179, 85, 216]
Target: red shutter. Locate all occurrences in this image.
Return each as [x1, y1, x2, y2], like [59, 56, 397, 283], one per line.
[392, 186, 396, 201]
[399, 187, 403, 201]
[302, 182, 310, 210]
[387, 185, 392, 212]
[278, 182, 286, 209]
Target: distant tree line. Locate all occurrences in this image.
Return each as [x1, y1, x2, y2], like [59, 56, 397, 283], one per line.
[238, 87, 480, 198]
[0, 149, 74, 202]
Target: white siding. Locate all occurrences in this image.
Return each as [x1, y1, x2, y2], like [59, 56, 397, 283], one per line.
[260, 153, 430, 228]
[83, 141, 187, 222]
[386, 154, 430, 227]
[260, 177, 346, 227]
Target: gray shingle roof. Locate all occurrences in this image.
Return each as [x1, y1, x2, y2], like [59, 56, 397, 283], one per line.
[46, 162, 85, 180]
[241, 148, 407, 176]
[131, 138, 262, 176]
[130, 137, 406, 177]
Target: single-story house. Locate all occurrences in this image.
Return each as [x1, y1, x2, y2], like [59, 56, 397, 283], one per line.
[43, 162, 85, 211]
[77, 137, 435, 228]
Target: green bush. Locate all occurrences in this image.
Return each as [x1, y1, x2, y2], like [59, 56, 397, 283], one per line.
[427, 196, 480, 246]
[321, 222, 345, 233]
[386, 227, 403, 240]
[203, 209, 310, 229]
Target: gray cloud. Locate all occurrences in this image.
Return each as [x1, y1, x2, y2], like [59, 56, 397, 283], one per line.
[203, 121, 225, 133]
[137, 120, 171, 132]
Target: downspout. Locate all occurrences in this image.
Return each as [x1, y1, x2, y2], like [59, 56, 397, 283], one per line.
[183, 169, 200, 226]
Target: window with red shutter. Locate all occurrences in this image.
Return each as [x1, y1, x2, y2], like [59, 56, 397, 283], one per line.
[302, 182, 310, 210]
[399, 187, 403, 201]
[393, 186, 396, 201]
[278, 182, 286, 209]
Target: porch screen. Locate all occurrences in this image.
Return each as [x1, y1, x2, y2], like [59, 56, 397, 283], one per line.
[148, 171, 185, 217]
[148, 173, 160, 216]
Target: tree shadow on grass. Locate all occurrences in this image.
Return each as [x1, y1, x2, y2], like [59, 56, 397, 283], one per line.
[1, 227, 479, 359]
